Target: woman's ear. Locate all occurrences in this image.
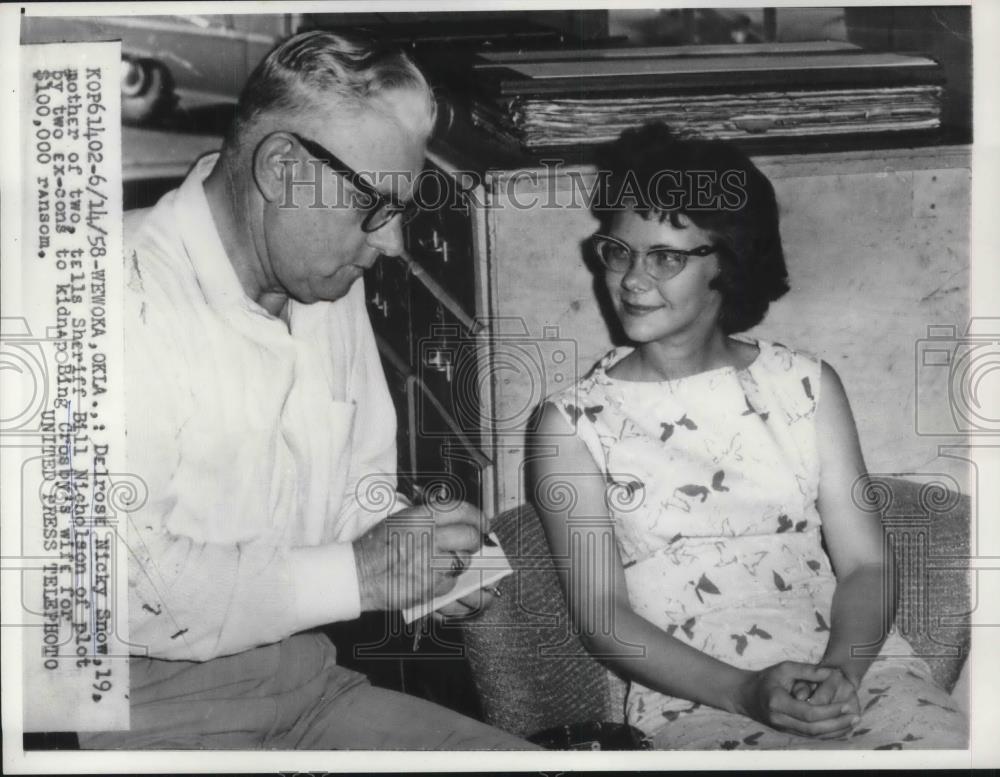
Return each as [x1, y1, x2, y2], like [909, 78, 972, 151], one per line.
[707, 245, 729, 290]
[710, 258, 726, 287]
[252, 133, 297, 205]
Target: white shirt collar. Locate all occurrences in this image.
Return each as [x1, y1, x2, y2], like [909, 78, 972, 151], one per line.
[174, 152, 283, 322]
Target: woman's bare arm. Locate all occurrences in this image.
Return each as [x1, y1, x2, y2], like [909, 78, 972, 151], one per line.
[814, 361, 898, 686]
[528, 402, 858, 736]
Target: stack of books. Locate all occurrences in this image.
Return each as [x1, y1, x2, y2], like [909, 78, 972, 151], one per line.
[451, 43, 944, 150]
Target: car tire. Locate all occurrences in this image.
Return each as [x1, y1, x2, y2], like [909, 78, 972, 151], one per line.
[121, 56, 176, 124]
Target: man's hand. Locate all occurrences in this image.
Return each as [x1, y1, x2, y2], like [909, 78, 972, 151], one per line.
[433, 585, 501, 621]
[353, 499, 485, 612]
[735, 661, 861, 738]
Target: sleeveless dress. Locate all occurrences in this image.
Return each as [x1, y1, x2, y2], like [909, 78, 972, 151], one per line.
[550, 339, 967, 749]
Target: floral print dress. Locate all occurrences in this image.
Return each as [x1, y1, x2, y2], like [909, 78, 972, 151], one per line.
[550, 339, 967, 749]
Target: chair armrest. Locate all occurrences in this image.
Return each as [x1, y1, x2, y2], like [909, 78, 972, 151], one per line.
[871, 476, 971, 692]
[459, 504, 625, 736]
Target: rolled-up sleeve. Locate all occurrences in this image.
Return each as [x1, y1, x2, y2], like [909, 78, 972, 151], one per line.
[128, 526, 298, 661]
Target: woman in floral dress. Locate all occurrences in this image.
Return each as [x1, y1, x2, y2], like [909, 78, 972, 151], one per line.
[529, 123, 967, 750]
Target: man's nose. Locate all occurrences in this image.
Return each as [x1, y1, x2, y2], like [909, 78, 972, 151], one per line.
[365, 216, 405, 257]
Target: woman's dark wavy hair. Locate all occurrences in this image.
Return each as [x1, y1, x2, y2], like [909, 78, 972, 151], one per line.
[593, 122, 789, 334]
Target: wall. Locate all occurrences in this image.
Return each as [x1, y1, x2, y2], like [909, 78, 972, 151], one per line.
[485, 146, 971, 510]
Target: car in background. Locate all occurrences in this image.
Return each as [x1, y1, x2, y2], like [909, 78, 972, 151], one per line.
[22, 14, 297, 123]
[22, 14, 301, 202]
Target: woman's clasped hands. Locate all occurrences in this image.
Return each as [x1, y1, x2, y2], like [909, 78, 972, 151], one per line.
[735, 662, 862, 739]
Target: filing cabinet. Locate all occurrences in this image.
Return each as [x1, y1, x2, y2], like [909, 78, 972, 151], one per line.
[364, 144, 597, 520]
[364, 151, 497, 514]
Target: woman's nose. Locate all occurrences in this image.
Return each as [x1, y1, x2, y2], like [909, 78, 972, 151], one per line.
[365, 216, 405, 257]
[621, 255, 651, 291]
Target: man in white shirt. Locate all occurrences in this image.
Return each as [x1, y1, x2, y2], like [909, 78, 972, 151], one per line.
[80, 29, 533, 750]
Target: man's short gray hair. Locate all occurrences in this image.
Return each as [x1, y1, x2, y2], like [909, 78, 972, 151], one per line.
[231, 29, 436, 146]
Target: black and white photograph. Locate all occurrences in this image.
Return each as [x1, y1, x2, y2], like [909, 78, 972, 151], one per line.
[1, 1, 997, 771]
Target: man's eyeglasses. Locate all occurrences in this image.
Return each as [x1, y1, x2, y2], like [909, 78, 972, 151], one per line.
[288, 132, 419, 233]
[590, 233, 717, 281]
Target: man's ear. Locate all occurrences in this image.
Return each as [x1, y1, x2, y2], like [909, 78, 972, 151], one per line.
[253, 133, 296, 204]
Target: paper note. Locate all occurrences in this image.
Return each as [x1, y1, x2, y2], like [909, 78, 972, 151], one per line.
[402, 532, 513, 623]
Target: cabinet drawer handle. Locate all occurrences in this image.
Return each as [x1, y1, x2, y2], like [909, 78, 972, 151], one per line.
[417, 230, 451, 263]
[369, 291, 389, 318]
[424, 348, 454, 382]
